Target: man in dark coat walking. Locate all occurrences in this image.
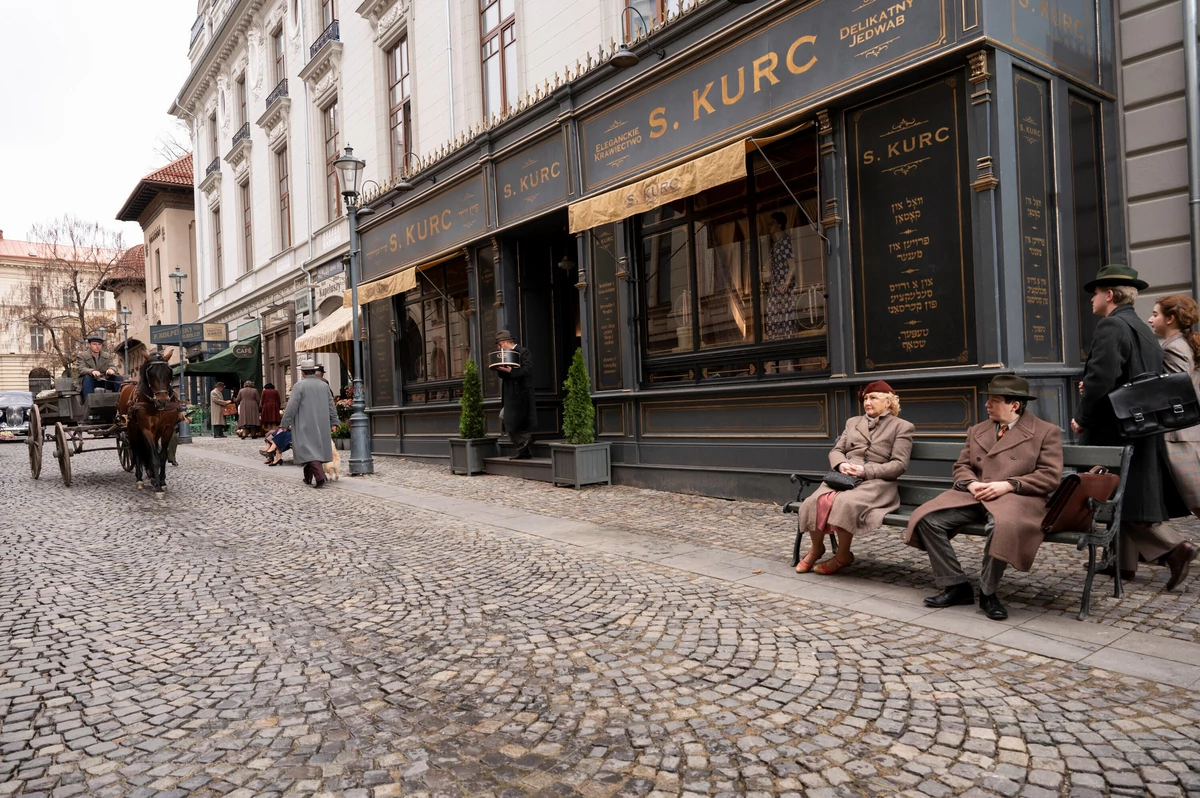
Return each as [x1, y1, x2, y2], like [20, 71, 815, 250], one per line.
[494, 329, 537, 460]
[1071, 263, 1197, 591]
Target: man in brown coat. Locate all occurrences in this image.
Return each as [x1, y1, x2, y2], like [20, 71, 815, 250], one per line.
[905, 375, 1063, 621]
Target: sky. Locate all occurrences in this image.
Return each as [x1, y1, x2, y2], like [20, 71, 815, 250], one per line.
[0, 1, 197, 247]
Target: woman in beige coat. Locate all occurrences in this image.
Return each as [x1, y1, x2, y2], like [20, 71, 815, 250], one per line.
[795, 381, 915, 575]
[1150, 294, 1200, 516]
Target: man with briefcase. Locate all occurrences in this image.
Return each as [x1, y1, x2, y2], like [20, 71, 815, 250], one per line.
[1071, 264, 1198, 591]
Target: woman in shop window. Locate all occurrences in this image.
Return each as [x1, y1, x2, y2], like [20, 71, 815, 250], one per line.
[794, 382, 915, 575]
[763, 211, 798, 339]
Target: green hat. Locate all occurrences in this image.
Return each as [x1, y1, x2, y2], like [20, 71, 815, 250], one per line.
[1084, 263, 1148, 292]
[984, 374, 1037, 401]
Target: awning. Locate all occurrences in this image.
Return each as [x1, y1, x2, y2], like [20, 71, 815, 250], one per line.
[174, 334, 262, 388]
[342, 248, 467, 308]
[295, 305, 359, 353]
[568, 121, 815, 234]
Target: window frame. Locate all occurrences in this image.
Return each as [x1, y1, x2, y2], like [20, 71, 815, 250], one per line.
[480, 0, 517, 120]
[209, 112, 218, 161]
[240, 180, 254, 275]
[387, 36, 412, 176]
[272, 26, 286, 85]
[28, 285, 42, 306]
[323, 100, 341, 222]
[29, 325, 45, 353]
[321, 0, 336, 28]
[236, 74, 247, 126]
[399, 259, 471, 397]
[276, 146, 291, 251]
[626, 0, 681, 33]
[634, 134, 829, 383]
[91, 290, 106, 311]
[212, 206, 223, 288]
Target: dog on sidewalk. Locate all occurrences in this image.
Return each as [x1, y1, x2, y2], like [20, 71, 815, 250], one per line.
[323, 448, 340, 482]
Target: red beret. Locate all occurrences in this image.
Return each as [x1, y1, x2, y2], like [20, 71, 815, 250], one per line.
[858, 380, 896, 401]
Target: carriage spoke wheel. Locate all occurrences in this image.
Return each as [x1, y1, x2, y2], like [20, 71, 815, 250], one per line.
[118, 431, 134, 473]
[54, 422, 72, 487]
[27, 404, 42, 480]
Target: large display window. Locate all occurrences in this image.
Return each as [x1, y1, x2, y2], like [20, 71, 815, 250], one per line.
[400, 258, 470, 403]
[636, 131, 827, 385]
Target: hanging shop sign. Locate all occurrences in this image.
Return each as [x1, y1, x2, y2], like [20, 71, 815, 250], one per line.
[495, 133, 570, 227]
[1006, 0, 1098, 86]
[580, 0, 951, 193]
[149, 323, 227, 345]
[848, 73, 976, 373]
[361, 175, 487, 281]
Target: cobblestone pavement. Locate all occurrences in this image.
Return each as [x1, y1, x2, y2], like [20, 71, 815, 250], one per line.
[204, 437, 1200, 646]
[2, 439, 1200, 797]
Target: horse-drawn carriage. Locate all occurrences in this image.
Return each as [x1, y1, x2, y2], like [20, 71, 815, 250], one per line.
[27, 358, 179, 492]
[26, 376, 135, 486]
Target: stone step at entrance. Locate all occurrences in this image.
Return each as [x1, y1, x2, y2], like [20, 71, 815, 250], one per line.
[483, 455, 552, 482]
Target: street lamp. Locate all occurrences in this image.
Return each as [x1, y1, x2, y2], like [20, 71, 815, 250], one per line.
[333, 144, 374, 475]
[169, 267, 192, 444]
[117, 305, 131, 374]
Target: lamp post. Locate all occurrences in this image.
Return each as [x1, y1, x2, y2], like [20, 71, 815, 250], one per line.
[333, 144, 374, 475]
[117, 305, 131, 375]
[169, 268, 192, 444]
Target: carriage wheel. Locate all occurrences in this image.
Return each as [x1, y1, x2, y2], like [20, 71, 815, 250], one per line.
[27, 405, 42, 480]
[54, 422, 72, 487]
[118, 431, 135, 473]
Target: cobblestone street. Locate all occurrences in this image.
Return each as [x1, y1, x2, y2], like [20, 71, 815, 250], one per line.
[3, 439, 1200, 797]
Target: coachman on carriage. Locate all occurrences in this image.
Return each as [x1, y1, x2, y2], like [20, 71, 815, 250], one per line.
[26, 332, 183, 494]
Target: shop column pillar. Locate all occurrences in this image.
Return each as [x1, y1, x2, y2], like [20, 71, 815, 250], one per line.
[966, 49, 1004, 369]
[574, 232, 592, 378]
[816, 108, 849, 379]
[495, 235, 520, 337]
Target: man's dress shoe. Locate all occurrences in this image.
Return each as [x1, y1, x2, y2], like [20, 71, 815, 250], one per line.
[979, 592, 1009, 621]
[1164, 541, 1199, 592]
[923, 582, 975, 609]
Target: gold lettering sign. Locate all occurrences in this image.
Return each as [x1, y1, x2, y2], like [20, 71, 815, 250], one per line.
[1011, 0, 1098, 84]
[361, 175, 486, 281]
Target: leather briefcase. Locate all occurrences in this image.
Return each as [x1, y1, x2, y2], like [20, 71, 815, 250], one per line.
[1108, 372, 1200, 438]
[1041, 467, 1121, 535]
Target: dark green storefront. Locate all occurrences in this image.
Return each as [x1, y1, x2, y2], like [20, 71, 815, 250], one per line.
[355, 0, 1121, 501]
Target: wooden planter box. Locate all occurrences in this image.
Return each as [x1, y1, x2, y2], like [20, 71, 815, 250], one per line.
[449, 437, 498, 475]
[549, 441, 611, 489]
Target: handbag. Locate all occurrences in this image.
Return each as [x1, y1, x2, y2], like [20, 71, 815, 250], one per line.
[822, 469, 862, 491]
[1108, 372, 1200, 438]
[1041, 467, 1121, 534]
[222, 401, 238, 419]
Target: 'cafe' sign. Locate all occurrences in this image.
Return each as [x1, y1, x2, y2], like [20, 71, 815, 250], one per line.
[580, 0, 949, 192]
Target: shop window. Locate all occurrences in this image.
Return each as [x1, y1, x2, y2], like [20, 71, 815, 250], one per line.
[1069, 95, 1107, 358]
[400, 258, 470, 389]
[635, 131, 827, 381]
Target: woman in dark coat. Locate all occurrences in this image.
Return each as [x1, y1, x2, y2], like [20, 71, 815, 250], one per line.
[236, 381, 261, 438]
[796, 381, 914, 574]
[260, 383, 282, 432]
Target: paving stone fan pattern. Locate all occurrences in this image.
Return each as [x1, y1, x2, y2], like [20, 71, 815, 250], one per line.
[0, 442, 1199, 797]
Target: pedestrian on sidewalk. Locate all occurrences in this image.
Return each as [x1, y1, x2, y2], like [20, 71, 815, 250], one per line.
[494, 329, 536, 460]
[280, 360, 339, 487]
[209, 381, 230, 438]
[1071, 264, 1197, 591]
[1149, 294, 1200, 520]
[236, 381, 261, 438]
[260, 382, 281, 432]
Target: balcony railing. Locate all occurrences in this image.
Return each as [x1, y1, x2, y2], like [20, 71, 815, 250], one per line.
[206, 157, 220, 176]
[232, 122, 250, 146]
[310, 19, 339, 59]
[265, 78, 288, 110]
[190, 15, 205, 47]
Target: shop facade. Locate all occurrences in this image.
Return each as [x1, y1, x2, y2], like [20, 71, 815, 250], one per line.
[357, 0, 1120, 500]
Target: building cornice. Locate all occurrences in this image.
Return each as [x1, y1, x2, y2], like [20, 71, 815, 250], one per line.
[170, 0, 269, 117]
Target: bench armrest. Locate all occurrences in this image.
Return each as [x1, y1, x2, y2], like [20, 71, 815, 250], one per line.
[783, 472, 821, 514]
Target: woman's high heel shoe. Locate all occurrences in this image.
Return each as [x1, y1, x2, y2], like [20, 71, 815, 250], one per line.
[795, 551, 825, 574]
[813, 553, 855, 575]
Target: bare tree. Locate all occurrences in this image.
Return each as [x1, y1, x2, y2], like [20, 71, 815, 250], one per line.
[154, 120, 193, 165]
[0, 216, 127, 374]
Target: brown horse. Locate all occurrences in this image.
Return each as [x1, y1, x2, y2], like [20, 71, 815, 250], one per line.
[121, 357, 181, 494]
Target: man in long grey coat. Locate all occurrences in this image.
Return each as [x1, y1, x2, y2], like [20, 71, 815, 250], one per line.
[280, 361, 339, 487]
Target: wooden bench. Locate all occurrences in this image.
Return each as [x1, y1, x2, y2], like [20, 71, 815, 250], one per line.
[782, 440, 1133, 620]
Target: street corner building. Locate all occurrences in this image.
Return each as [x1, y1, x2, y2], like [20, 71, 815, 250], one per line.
[172, 0, 1185, 500]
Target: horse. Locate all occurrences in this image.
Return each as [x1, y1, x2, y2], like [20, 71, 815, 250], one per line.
[120, 356, 181, 495]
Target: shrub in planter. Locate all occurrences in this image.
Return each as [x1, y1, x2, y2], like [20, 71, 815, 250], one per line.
[449, 359, 496, 474]
[551, 348, 610, 488]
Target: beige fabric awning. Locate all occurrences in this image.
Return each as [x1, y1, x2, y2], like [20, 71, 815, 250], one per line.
[568, 121, 816, 234]
[295, 305, 358, 353]
[342, 268, 417, 309]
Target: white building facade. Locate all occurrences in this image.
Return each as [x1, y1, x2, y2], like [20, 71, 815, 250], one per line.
[172, 0, 642, 395]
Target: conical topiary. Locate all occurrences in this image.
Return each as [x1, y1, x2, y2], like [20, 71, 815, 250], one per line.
[459, 358, 486, 439]
[561, 347, 595, 445]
